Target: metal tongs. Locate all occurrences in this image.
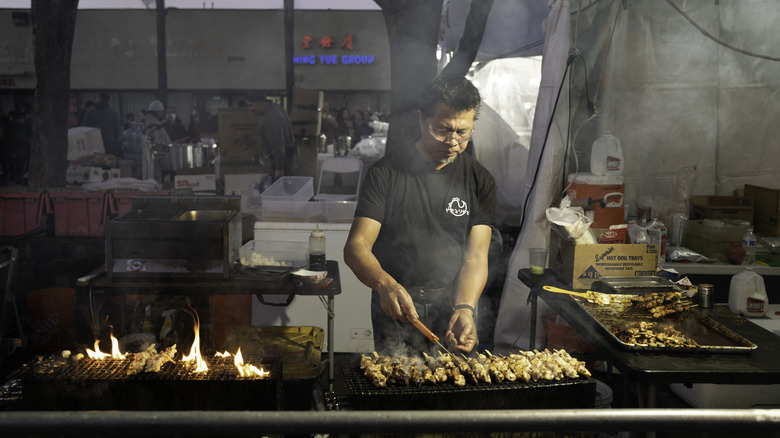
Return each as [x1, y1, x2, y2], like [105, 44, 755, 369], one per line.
[402, 305, 456, 356]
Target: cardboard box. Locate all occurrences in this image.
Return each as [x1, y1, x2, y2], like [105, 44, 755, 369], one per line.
[217, 108, 262, 162]
[67, 127, 105, 160]
[549, 227, 658, 290]
[66, 165, 120, 184]
[174, 173, 217, 192]
[684, 219, 749, 261]
[744, 184, 780, 237]
[690, 195, 753, 222]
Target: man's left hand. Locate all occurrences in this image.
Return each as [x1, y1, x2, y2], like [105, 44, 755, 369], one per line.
[445, 308, 477, 354]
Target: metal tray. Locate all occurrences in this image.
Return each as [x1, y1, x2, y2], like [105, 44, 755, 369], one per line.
[593, 276, 681, 294]
[572, 296, 757, 354]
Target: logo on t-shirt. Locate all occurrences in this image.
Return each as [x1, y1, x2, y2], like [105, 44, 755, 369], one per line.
[445, 197, 470, 217]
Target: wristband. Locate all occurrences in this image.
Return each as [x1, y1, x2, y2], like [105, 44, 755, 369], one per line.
[453, 304, 475, 314]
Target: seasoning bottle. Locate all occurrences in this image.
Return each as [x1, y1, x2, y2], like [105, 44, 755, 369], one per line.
[309, 224, 326, 271]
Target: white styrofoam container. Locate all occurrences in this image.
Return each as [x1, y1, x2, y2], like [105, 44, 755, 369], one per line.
[669, 383, 780, 408]
[66, 165, 119, 184]
[260, 199, 324, 222]
[67, 127, 105, 160]
[323, 200, 357, 223]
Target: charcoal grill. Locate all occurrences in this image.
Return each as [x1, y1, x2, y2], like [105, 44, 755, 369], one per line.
[11, 353, 281, 411]
[343, 366, 596, 410]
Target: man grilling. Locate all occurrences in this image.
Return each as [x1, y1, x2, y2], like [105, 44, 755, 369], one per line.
[344, 74, 497, 356]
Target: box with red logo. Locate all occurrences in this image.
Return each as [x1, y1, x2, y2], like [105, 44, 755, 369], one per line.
[549, 226, 657, 290]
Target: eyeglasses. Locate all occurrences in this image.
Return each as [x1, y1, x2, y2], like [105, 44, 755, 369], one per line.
[426, 120, 474, 143]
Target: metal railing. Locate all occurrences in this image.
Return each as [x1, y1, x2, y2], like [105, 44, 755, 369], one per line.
[1, 409, 779, 436]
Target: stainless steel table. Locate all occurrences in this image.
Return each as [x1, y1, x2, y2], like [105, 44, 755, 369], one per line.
[519, 268, 780, 407]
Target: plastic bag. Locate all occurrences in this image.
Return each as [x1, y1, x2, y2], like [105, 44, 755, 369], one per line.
[546, 196, 597, 244]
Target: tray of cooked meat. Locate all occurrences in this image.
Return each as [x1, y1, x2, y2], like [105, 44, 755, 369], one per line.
[543, 286, 757, 353]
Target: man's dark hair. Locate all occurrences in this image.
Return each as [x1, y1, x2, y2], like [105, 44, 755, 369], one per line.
[99, 92, 110, 103]
[419, 74, 481, 120]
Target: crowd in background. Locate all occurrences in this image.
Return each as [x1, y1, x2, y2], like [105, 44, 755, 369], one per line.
[0, 103, 33, 186]
[0, 96, 384, 186]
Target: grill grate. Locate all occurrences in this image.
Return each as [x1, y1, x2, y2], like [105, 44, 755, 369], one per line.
[13, 354, 283, 411]
[12, 354, 274, 381]
[343, 367, 596, 410]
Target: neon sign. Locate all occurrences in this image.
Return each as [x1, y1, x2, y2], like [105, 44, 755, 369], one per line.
[296, 33, 376, 66]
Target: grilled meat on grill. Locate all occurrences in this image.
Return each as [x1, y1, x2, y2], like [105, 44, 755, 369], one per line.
[614, 321, 699, 347]
[631, 292, 695, 318]
[361, 349, 591, 388]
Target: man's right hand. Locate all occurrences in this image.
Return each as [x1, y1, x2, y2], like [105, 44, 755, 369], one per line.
[376, 282, 417, 323]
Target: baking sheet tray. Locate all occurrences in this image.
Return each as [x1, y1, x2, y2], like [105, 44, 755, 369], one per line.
[572, 296, 757, 354]
[593, 276, 681, 294]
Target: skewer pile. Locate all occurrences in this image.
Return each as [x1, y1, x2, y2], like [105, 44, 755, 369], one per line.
[631, 292, 695, 318]
[360, 349, 591, 388]
[614, 321, 699, 347]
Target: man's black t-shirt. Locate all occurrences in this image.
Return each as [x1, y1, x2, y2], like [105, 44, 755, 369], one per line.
[355, 143, 497, 290]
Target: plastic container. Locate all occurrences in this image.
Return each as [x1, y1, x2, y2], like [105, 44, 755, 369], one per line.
[728, 267, 768, 317]
[49, 189, 109, 237]
[259, 177, 320, 222]
[742, 228, 757, 265]
[309, 225, 326, 271]
[590, 131, 624, 175]
[260, 176, 314, 202]
[27, 287, 76, 353]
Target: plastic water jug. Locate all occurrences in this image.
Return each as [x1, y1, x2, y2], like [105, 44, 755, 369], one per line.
[590, 132, 624, 175]
[728, 267, 768, 317]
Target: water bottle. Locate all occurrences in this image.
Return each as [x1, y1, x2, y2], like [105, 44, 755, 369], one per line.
[741, 228, 756, 265]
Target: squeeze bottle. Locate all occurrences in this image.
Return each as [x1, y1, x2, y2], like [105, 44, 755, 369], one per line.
[309, 224, 326, 271]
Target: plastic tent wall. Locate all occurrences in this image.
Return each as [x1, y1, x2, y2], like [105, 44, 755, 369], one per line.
[494, 0, 780, 351]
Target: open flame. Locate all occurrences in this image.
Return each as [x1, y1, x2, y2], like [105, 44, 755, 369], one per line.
[86, 331, 126, 360]
[110, 332, 127, 360]
[181, 309, 208, 373]
[233, 347, 270, 378]
[86, 340, 110, 360]
[82, 304, 269, 379]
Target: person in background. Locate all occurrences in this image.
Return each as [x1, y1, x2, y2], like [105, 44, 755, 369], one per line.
[124, 113, 135, 130]
[246, 92, 298, 181]
[5, 110, 30, 185]
[142, 100, 172, 146]
[320, 101, 338, 146]
[83, 92, 122, 157]
[343, 74, 497, 356]
[337, 107, 355, 140]
[78, 100, 94, 126]
[187, 108, 205, 143]
[163, 106, 188, 143]
[353, 109, 374, 145]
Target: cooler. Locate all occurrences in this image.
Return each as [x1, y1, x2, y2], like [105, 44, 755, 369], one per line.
[566, 173, 625, 229]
